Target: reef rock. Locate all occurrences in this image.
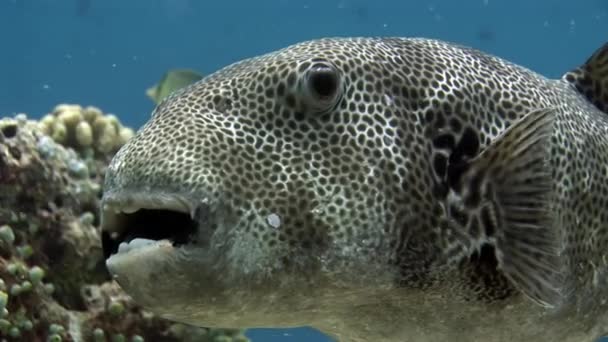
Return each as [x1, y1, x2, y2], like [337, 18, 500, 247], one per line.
[0, 106, 248, 342]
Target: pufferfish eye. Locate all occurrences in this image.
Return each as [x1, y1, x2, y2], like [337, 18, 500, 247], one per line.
[301, 61, 342, 113]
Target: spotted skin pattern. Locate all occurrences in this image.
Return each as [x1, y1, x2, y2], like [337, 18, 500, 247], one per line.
[103, 38, 608, 341]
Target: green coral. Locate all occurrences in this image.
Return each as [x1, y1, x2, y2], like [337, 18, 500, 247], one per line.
[0, 225, 15, 245]
[29, 266, 45, 285]
[0, 108, 249, 341]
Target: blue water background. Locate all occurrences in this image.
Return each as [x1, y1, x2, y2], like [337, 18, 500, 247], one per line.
[1, 1, 606, 341]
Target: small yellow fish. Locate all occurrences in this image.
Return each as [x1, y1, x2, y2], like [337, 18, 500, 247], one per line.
[146, 69, 203, 104]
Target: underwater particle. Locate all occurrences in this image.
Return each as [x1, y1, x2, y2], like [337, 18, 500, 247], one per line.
[75, 121, 94, 147]
[37, 135, 58, 159]
[131, 335, 144, 342]
[0, 225, 15, 245]
[112, 333, 126, 342]
[93, 328, 105, 342]
[47, 334, 62, 342]
[17, 244, 34, 259]
[569, 19, 576, 33]
[476, 26, 496, 43]
[108, 300, 125, 316]
[0, 291, 7, 311]
[67, 158, 89, 179]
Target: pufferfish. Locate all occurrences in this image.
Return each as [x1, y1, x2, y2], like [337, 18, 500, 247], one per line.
[100, 37, 608, 342]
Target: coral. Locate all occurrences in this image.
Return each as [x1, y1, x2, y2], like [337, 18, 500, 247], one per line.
[38, 104, 135, 157]
[0, 110, 249, 341]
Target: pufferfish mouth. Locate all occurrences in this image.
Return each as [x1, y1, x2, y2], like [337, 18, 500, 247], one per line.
[100, 193, 204, 260]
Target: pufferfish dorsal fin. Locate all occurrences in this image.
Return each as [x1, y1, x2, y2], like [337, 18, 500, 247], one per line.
[563, 42, 608, 114]
[457, 108, 564, 308]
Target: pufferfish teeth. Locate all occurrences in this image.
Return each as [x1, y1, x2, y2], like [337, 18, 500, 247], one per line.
[121, 206, 140, 214]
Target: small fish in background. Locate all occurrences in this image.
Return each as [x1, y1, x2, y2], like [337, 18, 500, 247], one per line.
[476, 25, 496, 43]
[76, 0, 91, 16]
[146, 69, 203, 105]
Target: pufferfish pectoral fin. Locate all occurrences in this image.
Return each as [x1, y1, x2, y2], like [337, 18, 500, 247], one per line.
[458, 107, 564, 308]
[563, 42, 608, 114]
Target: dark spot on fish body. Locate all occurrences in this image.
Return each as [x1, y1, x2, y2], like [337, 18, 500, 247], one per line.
[434, 112, 446, 129]
[447, 161, 467, 191]
[449, 127, 480, 169]
[433, 154, 448, 178]
[432, 182, 448, 199]
[276, 82, 286, 97]
[449, 117, 463, 133]
[464, 170, 484, 208]
[424, 110, 435, 124]
[470, 244, 497, 270]
[433, 134, 456, 150]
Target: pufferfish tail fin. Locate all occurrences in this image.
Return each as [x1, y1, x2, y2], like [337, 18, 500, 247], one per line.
[457, 108, 565, 308]
[563, 42, 608, 114]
